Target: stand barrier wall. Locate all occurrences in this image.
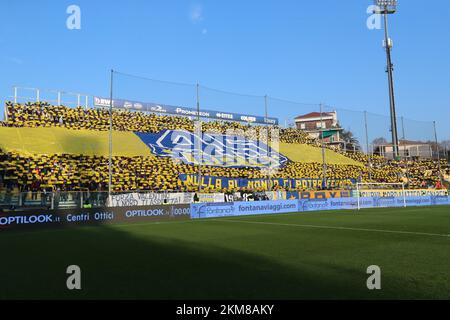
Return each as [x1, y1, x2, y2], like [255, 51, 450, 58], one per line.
[190, 196, 450, 219]
[1, 196, 449, 231]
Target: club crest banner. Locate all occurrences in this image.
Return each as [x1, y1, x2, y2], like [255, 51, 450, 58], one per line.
[135, 130, 288, 168]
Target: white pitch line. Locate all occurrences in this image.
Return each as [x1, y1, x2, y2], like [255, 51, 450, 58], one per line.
[213, 219, 450, 238]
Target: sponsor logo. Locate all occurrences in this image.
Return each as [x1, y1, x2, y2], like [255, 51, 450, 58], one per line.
[0, 214, 53, 225]
[373, 196, 396, 207]
[194, 203, 234, 217]
[124, 101, 133, 109]
[171, 206, 190, 216]
[431, 196, 449, 205]
[301, 199, 329, 211]
[238, 202, 296, 212]
[265, 118, 277, 125]
[125, 209, 167, 218]
[93, 97, 112, 107]
[216, 113, 234, 120]
[150, 105, 168, 113]
[175, 108, 210, 117]
[240, 115, 256, 122]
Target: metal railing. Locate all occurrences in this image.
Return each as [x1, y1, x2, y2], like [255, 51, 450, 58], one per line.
[10, 86, 90, 110]
[0, 190, 109, 210]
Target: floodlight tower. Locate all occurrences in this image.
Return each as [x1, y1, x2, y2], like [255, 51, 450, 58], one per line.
[374, 0, 399, 158]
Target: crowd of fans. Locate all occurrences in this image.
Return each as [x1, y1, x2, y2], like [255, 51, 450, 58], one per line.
[3, 102, 335, 145]
[0, 149, 364, 194]
[1, 102, 448, 197]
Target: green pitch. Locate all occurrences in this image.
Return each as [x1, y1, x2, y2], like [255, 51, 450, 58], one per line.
[1, 206, 450, 299]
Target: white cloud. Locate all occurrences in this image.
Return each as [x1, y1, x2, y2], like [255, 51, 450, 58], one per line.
[189, 3, 203, 23]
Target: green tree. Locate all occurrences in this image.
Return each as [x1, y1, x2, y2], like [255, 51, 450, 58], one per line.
[341, 128, 361, 151]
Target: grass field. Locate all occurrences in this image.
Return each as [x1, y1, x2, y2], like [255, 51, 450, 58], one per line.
[1, 206, 450, 300]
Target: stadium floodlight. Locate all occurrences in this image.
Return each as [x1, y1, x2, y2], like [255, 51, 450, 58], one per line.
[373, 0, 397, 14]
[373, 0, 400, 158]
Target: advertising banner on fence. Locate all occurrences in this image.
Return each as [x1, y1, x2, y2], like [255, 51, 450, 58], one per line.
[298, 197, 359, 212]
[265, 191, 287, 201]
[286, 190, 352, 200]
[93, 96, 279, 125]
[109, 192, 193, 207]
[191, 195, 450, 219]
[0, 204, 191, 231]
[190, 200, 299, 219]
[356, 189, 448, 198]
[198, 193, 225, 203]
[299, 195, 450, 212]
[180, 174, 357, 190]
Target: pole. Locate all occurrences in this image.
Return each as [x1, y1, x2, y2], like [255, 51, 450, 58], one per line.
[265, 95, 269, 150]
[433, 121, 443, 186]
[402, 182, 406, 208]
[357, 183, 361, 211]
[400, 116, 410, 182]
[108, 70, 114, 197]
[264, 95, 268, 121]
[400, 116, 406, 159]
[364, 111, 372, 180]
[319, 103, 327, 189]
[196, 83, 202, 192]
[383, 11, 399, 158]
[51, 192, 55, 210]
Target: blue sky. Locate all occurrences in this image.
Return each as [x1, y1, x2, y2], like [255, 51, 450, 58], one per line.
[0, 0, 449, 141]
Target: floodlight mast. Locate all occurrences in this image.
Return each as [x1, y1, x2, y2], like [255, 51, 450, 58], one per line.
[374, 0, 399, 159]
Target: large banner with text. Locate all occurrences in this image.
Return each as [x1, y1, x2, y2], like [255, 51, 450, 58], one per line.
[356, 189, 448, 198]
[180, 174, 357, 190]
[109, 192, 193, 207]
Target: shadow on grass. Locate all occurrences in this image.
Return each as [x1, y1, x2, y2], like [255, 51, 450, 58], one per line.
[0, 219, 438, 300]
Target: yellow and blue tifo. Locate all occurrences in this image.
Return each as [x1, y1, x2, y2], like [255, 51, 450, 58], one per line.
[0, 126, 362, 166]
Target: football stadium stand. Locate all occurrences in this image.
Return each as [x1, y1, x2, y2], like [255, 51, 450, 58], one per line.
[0, 101, 448, 201]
